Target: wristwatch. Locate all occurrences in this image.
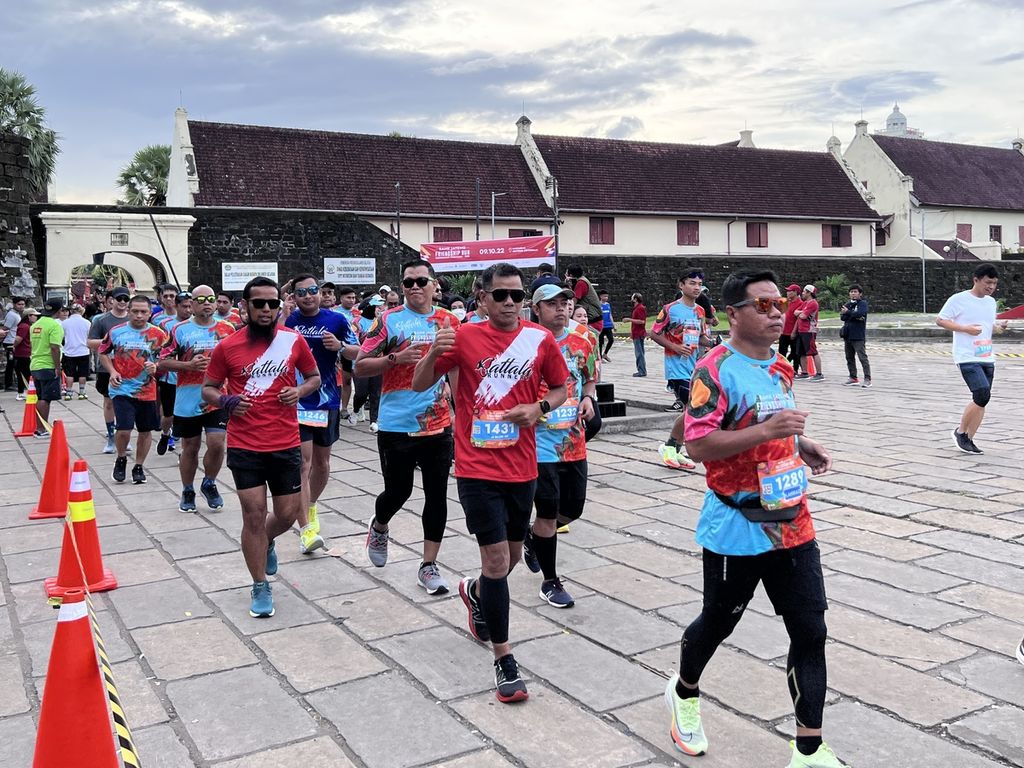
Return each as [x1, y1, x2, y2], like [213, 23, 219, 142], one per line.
[538, 400, 552, 415]
[387, 353, 397, 365]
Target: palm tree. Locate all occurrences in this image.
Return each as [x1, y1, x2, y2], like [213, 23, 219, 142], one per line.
[0, 68, 59, 200]
[117, 145, 170, 206]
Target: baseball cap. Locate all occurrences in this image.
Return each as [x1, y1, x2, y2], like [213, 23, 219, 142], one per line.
[786, 284, 801, 293]
[45, 297, 65, 312]
[532, 284, 575, 304]
[110, 286, 130, 299]
[22, 307, 39, 319]
[803, 284, 817, 294]
[379, 284, 392, 294]
[319, 281, 336, 291]
[369, 295, 384, 306]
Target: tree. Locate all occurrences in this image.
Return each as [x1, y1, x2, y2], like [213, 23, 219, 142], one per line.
[0, 68, 60, 199]
[814, 273, 852, 311]
[117, 144, 170, 206]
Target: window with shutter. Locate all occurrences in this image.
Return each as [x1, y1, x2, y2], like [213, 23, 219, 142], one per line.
[432, 227, 463, 242]
[875, 227, 887, 246]
[989, 225, 1003, 243]
[508, 229, 542, 238]
[956, 223, 972, 242]
[589, 217, 614, 245]
[746, 222, 767, 248]
[839, 226, 852, 247]
[677, 220, 699, 246]
[821, 224, 832, 248]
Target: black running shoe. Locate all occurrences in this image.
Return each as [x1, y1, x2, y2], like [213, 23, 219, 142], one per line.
[952, 428, 980, 454]
[131, 464, 147, 484]
[522, 528, 541, 573]
[458, 577, 490, 642]
[111, 456, 128, 483]
[156, 432, 170, 456]
[494, 654, 528, 703]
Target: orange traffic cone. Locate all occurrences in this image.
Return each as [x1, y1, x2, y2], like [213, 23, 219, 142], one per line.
[14, 377, 38, 437]
[44, 461, 118, 599]
[29, 420, 71, 520]
[32, 589, 120, 768]
[805, 355, 817, 376]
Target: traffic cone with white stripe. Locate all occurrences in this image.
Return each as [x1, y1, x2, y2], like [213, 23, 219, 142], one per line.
[14, 377, 38, 437]
[29, 420, 71, 520]
[32, 589, 120, 768]
[44, 461, 118, 599]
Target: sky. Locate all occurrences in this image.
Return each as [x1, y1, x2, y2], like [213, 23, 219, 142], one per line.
[4, 0, 1024, 204]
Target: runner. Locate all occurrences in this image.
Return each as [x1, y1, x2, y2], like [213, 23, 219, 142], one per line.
[160, 286, 235, 512]
[284, 274, 360, 553]
[352, 301, 382, 429]
[60, 304, 91, 400]
[99, 295, 168, 484]
[936, 263, 1007, 454]
[28, 298, 65, 438]
[522, 284, 598, 607]
[151, 284, 178, 326]
[154, 292, 192, 455]
[412, 262, 569, 703]
[665, 270, 845, 768]
[840, 284, 871, 387]
[215, 291, 243, 327]
[202, 276, 320, 618]
[794, 285, 823, 381]
[88, 286, 131, 453]
[334, 284, 362, 425]
[651, 270, 706, 470]
[464, 278, 489, 324]
[358, 259, 458, 594]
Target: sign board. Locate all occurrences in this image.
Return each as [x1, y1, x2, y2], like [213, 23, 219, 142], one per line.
[420, 235, 556, 274]
[323, 258, 376, 285]
[221, 262, 279, 291]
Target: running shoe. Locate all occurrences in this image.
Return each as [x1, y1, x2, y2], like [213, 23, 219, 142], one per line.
[540, 577, 575, 608]
[365, 519, 389, 566]
[659, 443, 682, 469]
[346, 411, 358, 426]
[676, 451, 696, 470]
[1016, 636, 1024, 666]
[299, 524, 325, 554]
[369, 421, 379, 433]
[33, 430, 49, 439]
[632, 372, 646, 377]
[842, 378, 859, 386]
[786, 741, 848, 768]
[356, 408, 368, 422]
[664, 673, 708, 756]
[493, 654, 528, 703]
[78, 392, 88, 400]
[156, 433, 170, 455]
[861, 379, 872, 388]
[522, 528, 541, 573]
[63, 391, 72, 401]
[103, 435, 116, 454]
[167, 435, 175, 452]
[131, 464, 147, 485]
[458, 576, 490, 642]
[265, 541, 278, 576]
[308, 502, 320, 535]
[249, 580, 274, 618]
[200, 478, 224, 509]
[664, 400, 684, 412]
[794, 372, 809, 380]
[416, 562, 450, 595]
[952, 428, 980, 454]
[556, 524, 570, 534]
[16, 393, 25, 401]
[111, 456, 128, 483]
[809, 373, 825, 382]
[179, 487, 197, 513]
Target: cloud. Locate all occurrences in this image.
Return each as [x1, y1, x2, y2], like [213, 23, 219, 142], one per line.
[604, 116, 646, 139]
[988, 50, 1024, 64]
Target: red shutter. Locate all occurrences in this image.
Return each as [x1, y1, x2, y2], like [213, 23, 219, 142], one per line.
[677, 221, 699, 246]
[956, 223, 972, 242]
[589, 218, 601, 244]
[1019, 226, 1024, 247]
[839, 226, 853, 247]
[822, 224, 832, 248]
[747, 222, 758, 247]
[432, 227, 463, 242]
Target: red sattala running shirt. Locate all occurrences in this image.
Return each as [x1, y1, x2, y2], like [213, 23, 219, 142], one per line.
[205, 327, 318, 452]
[434, 319, 569, 483]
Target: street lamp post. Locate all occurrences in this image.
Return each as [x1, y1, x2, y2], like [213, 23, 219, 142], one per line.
[916, 208, 949, 313]
[475, 178, 481, 240]
[394, 182, 401, 243]
[491, 191, 508, 239]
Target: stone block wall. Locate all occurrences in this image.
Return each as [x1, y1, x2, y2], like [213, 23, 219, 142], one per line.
[0, 134, 41, 304]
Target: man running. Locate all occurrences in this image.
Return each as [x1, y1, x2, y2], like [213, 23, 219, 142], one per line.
[152, 284, 178, 326]
[99, 295, 168, 484]
[665, 270, 845, 768]
[28, 298, 65, 437]
[651, 270, 706, 469]
[215, 291, 242, 327]
[89, 287, 131, 453]
[522, 284, 598, 608]
[160, 285, 235, 512]
[202, 277, 320, 618]
[358, 259, 458, 595]
[284, 274, 359, 553]
[937, 263, 1007, 454]
[334, 284, 362, 424]
[154, 291, 192, 455]
[412, 262, 569, 703]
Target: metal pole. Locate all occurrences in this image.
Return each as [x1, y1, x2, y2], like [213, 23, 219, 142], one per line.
[491, 192, 496, 239]
[920, 210, 927, 312]
[475, 178, 480, 240]
[394, 182, 401, 243]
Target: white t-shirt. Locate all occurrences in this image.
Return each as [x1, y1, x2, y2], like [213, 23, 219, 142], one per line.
[937, 290, 997, 365]
[61, 315, 92, 357]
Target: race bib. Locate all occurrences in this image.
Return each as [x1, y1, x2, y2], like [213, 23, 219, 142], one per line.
[545, 397, 579, 430]
[471, 410, 519, 448]
[683, 324, 701, 348]
[297, 409, 330, 427]
[757, 455, 808, 511]
[974, 339, 993, 358]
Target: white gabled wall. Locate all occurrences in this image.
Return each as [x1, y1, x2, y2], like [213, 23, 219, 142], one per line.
[167, 107, 200, 208]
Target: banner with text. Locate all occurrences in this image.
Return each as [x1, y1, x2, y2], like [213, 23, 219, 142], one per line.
[323, 257, 377, 285]
[221, 262, 279, 291]
[420, 235, 556, 273]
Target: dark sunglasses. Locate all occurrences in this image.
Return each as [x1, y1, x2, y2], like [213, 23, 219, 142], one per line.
[192, 295, 217, 304]
[401, 276, 432, 289]
[175, 291, 192, 301]
[112, 295, 129, 302]
[731, 296, 789, 313]
[294, 286, 319, 297]
[248, 298, 282, 310]
[486, 289, 526, 303]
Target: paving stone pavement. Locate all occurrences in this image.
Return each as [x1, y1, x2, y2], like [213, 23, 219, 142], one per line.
[1, 338, 1024, 767]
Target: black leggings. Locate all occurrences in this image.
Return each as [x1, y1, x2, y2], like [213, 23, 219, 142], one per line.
[14, 357, 31, 393]
[681, 608, 827, 729]
[598, 328, 614, 357]
[353, 375, 382, 421]
[374, 430, 452, 542]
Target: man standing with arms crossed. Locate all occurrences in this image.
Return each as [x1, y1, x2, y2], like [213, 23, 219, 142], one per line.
[358, 260, 459, 594]
[937, 263, 1007, 454]
[160, 286, 235, 512]
[664, 270, 845, 768]
[413, 263, 568, 703]
[284, 274, 359, 553]
[28, 297, 65, 437]
[522, 284, 598, 608]
[202, 277, 320, 618]
[89, 287, 131, 453]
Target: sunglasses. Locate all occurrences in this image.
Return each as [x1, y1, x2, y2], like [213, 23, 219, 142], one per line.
[401, 276, 432, 289]
[294, 286, 319, 298]
[731, 296, 789, 313]
[192, 295, 217, 304]
[248, 298, 282, 310]
[112, 296, 129, 302]
[486, 289, 527, 303]
[176, 291, 192, 300]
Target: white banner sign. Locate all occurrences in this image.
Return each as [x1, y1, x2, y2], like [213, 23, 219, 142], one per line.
[221, 262, 279, 291]
[323, 258, 376, 285]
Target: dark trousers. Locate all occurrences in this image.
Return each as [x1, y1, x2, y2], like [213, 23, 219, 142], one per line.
[3, 346, 15, 390]
[598, 328, 614, 357]
[844, 339, 870, 380]
[353, 375, 382, 421]
[13, 357, 30, 393]
[777, 334, 800, 374]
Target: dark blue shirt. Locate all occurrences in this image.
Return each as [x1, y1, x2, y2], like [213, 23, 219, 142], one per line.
[284, 308, 354, 410]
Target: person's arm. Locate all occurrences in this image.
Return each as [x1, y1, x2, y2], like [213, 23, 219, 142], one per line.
[936, 317, 982, 335]
[687, 409, 809, 462]
[357, 343, 426, 376]
[49, 342, 61, 370]
[411, 319, 456, 392]
[648, 306, 688, 354]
